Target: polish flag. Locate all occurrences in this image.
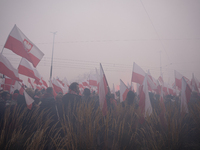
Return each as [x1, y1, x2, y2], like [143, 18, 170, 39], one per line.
[82, 80, 90, 88]
[33, 68, 42, 83]
[120, 79, 129, 102]
[99, 63, 108, 116]
[52, 78, 64, 94]
[4, 25, 44, 67]
[131, 62, 145, 85]
[158, 76, 164, 85]
[1, 77, 16, 91]
[148, 70, 158, 87]
[174, 70, 189, 89]
[41, 78, 48, 88]
[28, 78, 34, 89]
[139, 74, 152, 117]
[89, 73, 97, 86]
[63, 77, 69, 87]
[0, 54, 22, 82]
[24, 89, 34, 110]
[19, 83, 25, 95]
[18, 58, 41, 81]
[180, 77, 191, 114]
[56, 77, 65, 87]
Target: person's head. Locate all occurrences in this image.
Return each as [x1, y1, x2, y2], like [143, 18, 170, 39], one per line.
[46, 87, 53, 95]
[126, 91, 135, 105]
[83, 88, 91, 97]
[35, 91, 42, 98]
[69, 82, 80, 94]
[14, 89, 19, 94]
[1, 91, 10, 101]
[41, 88, 45, 94]
[35, 89, 39, 95]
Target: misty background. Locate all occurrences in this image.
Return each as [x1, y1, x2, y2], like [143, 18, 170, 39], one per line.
[0, 0, 200, 87]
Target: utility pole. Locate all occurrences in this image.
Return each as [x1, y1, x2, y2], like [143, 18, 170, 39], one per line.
[50, 31, 57, 81]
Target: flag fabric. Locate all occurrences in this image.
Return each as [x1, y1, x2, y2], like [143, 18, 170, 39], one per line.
[63, 77, 69, 87]
[19, 83, 25, 95]
[56, 77, 65, 87]
[181, 77, 192, 114]
[41, 78, 48, 88]
[89, 73, 98, 86]
[52, 77, 65, 94]
[4, 25, 44, 67]
[174, 70, 189, 89]
[131, 62, 145, 85]
[120, 79, 129, 102]
[99, 63, 108, 116]
[18, 58, 41, 81]
[139, 74, 153, 117]
[24, 89, 34, 110]
[0, 54, 22, 82]
[28, 78, 34, 89]
[1, 77, 16, 91]
[158, 76, 164, 85]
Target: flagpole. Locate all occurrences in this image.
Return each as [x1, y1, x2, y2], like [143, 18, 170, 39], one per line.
[49, 31, 57, 83]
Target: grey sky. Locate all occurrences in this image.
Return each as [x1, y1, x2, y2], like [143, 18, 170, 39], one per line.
[0, 0, 200, 87]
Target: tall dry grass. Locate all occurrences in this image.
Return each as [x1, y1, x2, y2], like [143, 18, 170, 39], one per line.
[0, 95, 200, 150]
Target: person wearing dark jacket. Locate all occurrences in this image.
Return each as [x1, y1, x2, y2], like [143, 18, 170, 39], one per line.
[40, 87, 58, 121]
[62, 82, 82, 113]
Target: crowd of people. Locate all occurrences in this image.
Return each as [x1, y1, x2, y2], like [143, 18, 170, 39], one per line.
[0, 82, 200, 149]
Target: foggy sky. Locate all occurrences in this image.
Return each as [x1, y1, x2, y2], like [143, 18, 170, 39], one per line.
[0, 0, 200, 87]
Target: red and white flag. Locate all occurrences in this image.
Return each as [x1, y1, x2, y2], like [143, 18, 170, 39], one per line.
[1, 77, 16, 91]
[158, 76, 164, 85]
[63, 77, 69, 87]
[180, 77, 191, 114]
[174, 70, 189, 89]
[82, 80, 90, 88]
[41, 78, 48, 89]
[0, 54, 22, 82]
[28, 78, 34, 89]
[24, 89, 34, 110]
[56, 77, 65, 87]
[52, 77, 65, 94]
[120, 79, 129, 102]
[131, 62, 145, 85]
[89, 73, 98, 86]
[139, 74, 153, 117]
[99, 63, 108, 116]
[18, 58, 41, 81]
[4, 25, 44, 67]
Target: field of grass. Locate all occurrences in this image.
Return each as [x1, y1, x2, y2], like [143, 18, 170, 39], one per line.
[0, 95, 200, 150]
